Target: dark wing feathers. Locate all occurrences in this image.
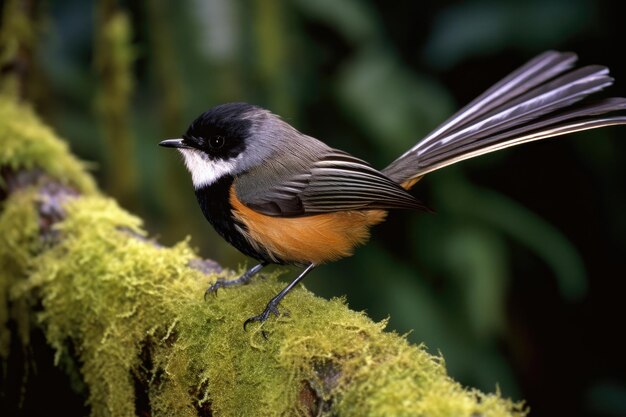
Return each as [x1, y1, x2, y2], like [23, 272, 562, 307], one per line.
[237, 151, 426, 217]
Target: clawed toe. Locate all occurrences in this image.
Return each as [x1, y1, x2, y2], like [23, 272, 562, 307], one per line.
[203, 262, 269, 301]
[243, 303, 281, 331]
[242, 263, 316, 333]
[204, 279, 226, 300]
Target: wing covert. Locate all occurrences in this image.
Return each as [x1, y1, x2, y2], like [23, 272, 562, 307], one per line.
[235, 150, 426, 217]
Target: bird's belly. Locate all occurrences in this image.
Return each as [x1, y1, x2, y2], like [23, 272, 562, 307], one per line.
[229, 189, 387, 265]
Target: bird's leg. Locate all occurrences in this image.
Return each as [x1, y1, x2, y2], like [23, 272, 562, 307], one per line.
[244, 263, 316, 330]
[205, 261, 269, 299]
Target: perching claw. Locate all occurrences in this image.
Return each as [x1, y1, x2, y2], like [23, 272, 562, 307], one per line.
[243, 263, 317, 331]
[243, 300, 281, 328]
[204, 261, 268, 300]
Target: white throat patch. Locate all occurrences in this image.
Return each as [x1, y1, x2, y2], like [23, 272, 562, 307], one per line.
[178, 149, 237, 188]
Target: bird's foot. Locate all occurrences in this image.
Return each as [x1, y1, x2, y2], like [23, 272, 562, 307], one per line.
[204, 262, 268, 300]
[204, 278, 232, 299]
[243, 299, 282, 332]
[242, 263, 316, 337]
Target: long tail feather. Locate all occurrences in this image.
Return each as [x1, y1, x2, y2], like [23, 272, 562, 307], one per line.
[383, 52, 626, 187]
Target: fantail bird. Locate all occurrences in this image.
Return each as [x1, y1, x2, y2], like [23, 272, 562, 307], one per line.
[160, 51, 626, 328]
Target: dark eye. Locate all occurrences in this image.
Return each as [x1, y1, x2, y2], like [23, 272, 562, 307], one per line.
[209, 135, 225, 150]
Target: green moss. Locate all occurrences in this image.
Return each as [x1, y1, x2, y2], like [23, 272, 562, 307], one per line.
[1, 191, 526, 416]
[0, 95, 526, 416]
[5, 191, 521, 416]
[0, 188, 41, 357]
[0, 98, 96, 193]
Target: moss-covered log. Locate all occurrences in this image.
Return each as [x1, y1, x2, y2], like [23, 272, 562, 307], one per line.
[0, 97, 527, 416]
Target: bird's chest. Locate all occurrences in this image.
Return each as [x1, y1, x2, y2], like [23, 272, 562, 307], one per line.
[194, 176, 267, 261]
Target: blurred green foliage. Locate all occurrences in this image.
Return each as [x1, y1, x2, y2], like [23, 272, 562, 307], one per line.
[2, 0, 625, 416]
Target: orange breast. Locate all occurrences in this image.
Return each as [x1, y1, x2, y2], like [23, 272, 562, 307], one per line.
[229, 187, 387, 265]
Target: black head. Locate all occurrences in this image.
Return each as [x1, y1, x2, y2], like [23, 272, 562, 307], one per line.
[159, 102, 285, 188]
[183, 102, 261, 160]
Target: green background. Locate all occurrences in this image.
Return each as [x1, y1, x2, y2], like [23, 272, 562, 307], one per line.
[3, 0, 626, 416]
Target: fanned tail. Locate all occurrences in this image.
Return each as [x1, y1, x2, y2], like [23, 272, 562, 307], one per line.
[382, 51, 626, 188]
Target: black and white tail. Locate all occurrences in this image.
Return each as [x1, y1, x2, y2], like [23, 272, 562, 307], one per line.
[382, 51, 626, 188]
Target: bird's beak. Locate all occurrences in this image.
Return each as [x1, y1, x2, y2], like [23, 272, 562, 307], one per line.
[159, 138, 190, 149]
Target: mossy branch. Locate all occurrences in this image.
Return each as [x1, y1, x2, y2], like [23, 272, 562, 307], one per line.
[0, 97, 527, 416]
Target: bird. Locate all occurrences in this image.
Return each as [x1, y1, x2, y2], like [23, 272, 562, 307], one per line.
[159, 51, 626, 329]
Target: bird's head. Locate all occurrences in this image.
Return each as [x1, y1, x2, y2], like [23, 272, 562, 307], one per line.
[159, 102, 288, 188]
